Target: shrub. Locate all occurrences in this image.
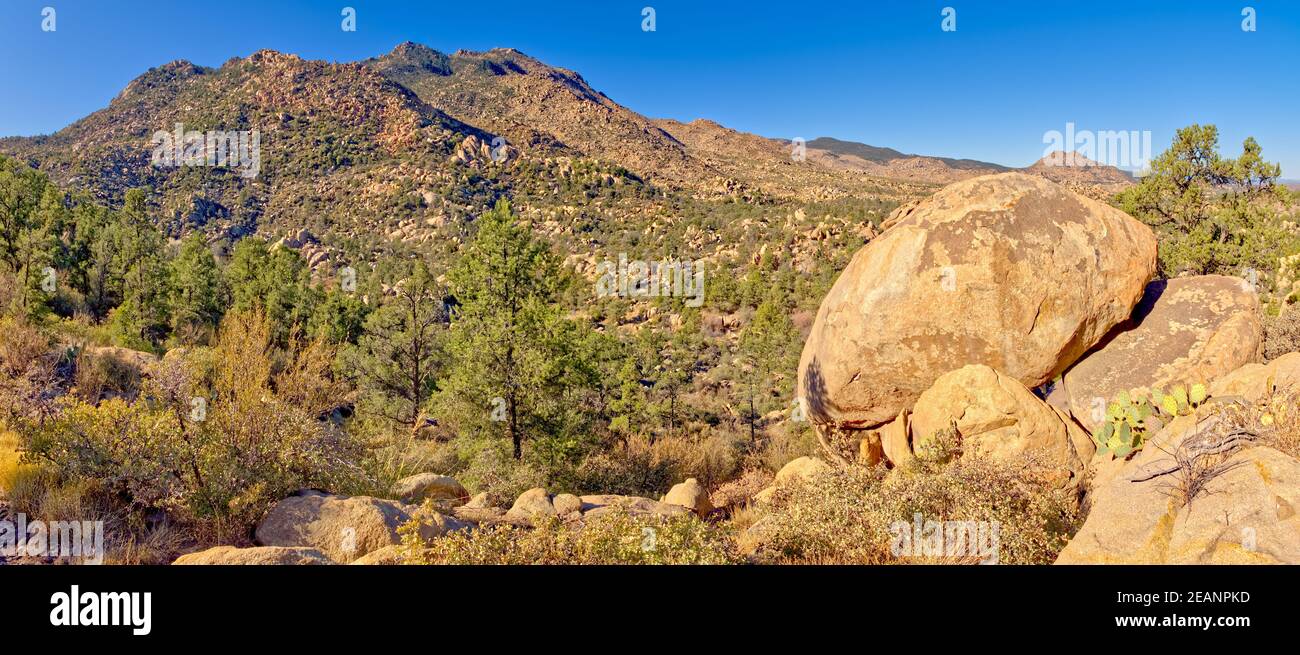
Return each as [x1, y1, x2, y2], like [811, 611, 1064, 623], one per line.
[73, 348, 142, 403]
[571, 437, 675, 497]
[19, 310, 365, 541]
[398, 508, 739, 565]
[1263, 309, 1300, 361]
[749, 446, 1081, 564]
[455, 444, 548, 507]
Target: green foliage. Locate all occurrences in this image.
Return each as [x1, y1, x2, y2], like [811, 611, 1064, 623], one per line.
[168, 234, 225, 342]
[751, 451, 1081, 564]
[342, 262, 447, 427]
[1091, 384, 1207, 459]
[20, 310, 361, 540]
[436, 199, 580, 460]
[224, 237, 320, 344]
[1116, 125, 1297, 290]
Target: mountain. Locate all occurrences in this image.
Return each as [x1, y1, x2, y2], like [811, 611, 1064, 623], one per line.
[0, 42, 1134, 256]
[0, 50, 497, 244]
[1024, 151, 1135, 196]
[364, 43, 710, 187]
[652, 118, 926, 201]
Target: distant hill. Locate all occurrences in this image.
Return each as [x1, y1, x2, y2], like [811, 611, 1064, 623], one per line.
[0, 41, 1138, 251]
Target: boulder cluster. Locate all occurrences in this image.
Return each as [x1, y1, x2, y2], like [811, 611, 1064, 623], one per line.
[797, 172, 1298, 563]
[174, 475, 717, 565]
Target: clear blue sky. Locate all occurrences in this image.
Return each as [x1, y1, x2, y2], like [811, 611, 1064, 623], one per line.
[2, 0, 1297, 173]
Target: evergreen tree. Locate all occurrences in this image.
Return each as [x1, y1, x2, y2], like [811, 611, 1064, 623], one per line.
[738, 287, 799, 441]
[438, 199, 567, 459]
[169, 234, 225, 341]
[225, 237, 319, 343]
[344, 262, 447, 427]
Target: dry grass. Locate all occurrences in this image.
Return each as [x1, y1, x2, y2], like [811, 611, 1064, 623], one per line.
[740, 443, 1082, 565]
[1260, 393, 1300, 459]
[399, 506, 739, 565]
[1263, 309, 1300, 362]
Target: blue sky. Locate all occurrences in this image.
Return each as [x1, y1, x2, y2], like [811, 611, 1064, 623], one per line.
[1, 0, 1297, 172]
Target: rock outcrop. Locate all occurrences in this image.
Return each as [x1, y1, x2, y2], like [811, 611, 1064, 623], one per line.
[390, 473, 470, 505]
[661, 478, 714, 516]
[754, 456, 832, 503]
[1049, 276, 1261, 431]
[1209, 352, 1300, 403]
[798, 173, 1157, 433]
[578, 494, 692, 518]
[505, 487, 557, 522]
[1057, 419, 1300, 564]
[173, 545, 335, 565]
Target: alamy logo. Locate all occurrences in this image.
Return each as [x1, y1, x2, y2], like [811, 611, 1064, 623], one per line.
[595, 254, 704, 307]
[889, 513, 1001, 564]
[150, 123, 261, 179]
[50, 585, 152, 636]
[1042, 122, 1152, 172]
[0, 513, 104, 564]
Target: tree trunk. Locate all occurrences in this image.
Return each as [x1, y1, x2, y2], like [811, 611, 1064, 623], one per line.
[509, 392, 521, 459]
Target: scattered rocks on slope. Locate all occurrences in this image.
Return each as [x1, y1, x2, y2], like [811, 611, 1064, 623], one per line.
[798, 172, 1157, 435]
[578, 495, 691, 519]
[1048, 276, 1262, 431]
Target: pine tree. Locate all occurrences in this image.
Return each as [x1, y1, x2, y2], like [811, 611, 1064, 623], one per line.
[169, 234, 225, 342]
[439, 199, 565, 459]
[345, 262, 447, 428]
[738, 287, 799, 441]
[225, 237, 319, 344]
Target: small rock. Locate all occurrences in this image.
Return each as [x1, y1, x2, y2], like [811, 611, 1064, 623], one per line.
[661, 479, 714, 516]
[553, 493, 583, 516]
[390, 473, 469, 505]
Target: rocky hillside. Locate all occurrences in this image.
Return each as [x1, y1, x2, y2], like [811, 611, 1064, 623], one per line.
[0, 49, 497, 245]
[803, 136, 1011, 184]
[365, 43, 710, 188]
[2, 42, 1120, 251]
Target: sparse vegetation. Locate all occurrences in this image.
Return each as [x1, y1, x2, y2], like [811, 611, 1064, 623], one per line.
[744, 442, 1082, 565]
[398, 508, 739, 565]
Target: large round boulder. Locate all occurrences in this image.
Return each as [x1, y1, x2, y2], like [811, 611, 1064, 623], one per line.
[909, 365, 1093, 484]
[1047, 276, 1261, 431]
[390, 473, 470, 505]
[661, 478, 714, 516]
[797, 173, 1156, 431]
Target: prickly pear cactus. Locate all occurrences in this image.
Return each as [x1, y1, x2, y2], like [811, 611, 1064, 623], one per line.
[1092, 382, 1210, 460]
